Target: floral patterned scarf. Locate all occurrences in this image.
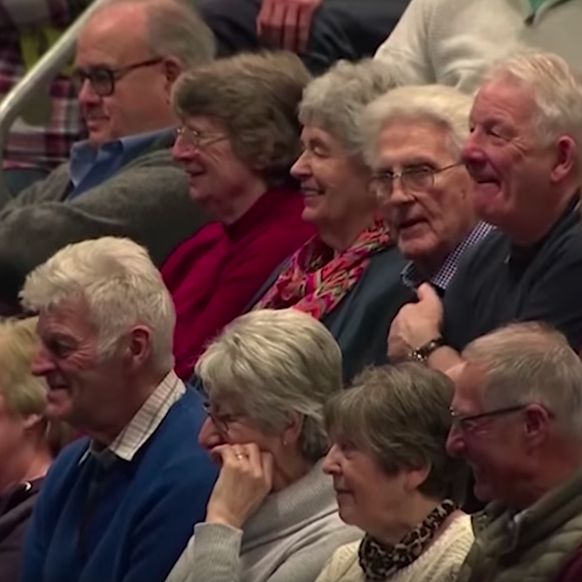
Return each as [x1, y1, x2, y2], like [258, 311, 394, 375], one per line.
[255, 221, 392, 320]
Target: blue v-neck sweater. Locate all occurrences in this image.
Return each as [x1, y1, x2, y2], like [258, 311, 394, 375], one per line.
[20, 388, 218, 582]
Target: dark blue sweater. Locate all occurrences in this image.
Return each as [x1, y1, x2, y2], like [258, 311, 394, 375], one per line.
[20, 388, 218, 582]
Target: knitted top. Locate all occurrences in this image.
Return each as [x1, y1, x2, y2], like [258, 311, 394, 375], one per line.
[374, 0, 582, 93]
[315, 514, 474, 582]
[166, 461, 362, 582]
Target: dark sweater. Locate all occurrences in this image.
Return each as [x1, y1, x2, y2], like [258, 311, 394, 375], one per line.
[0, 478, 43, 582]
[20, 389, 218, 582]
[162, 187, 314, 380]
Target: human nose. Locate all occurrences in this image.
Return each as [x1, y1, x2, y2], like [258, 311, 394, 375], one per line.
[446, 423, 467, 458]
[172, 133, 194, 163]
[77, 77, 101, 105]
[31, 345, 56, 377]
[462, 130, 487, 167]
[198, 416, 223, 450]
[322, 443, 342, 475]
[290, 150, 311, 181]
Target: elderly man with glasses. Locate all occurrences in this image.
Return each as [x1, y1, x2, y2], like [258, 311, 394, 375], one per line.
[0, 0, 215, 313]
[446, 322, 582, 582]
[360, 84, 492, 358]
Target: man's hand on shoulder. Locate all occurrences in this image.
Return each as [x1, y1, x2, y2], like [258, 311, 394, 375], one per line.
[257, 0, 323, 52]
[387, 283, 444, 361]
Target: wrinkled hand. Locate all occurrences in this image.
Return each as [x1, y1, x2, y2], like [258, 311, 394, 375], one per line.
[205, 443, 274, 529]
[257, 0, 323, 52]
[388, 283, 444, 361]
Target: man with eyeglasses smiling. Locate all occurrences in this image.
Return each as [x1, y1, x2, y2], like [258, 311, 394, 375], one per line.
[445, 322, 582, 582]
[0, 0, 215, 314]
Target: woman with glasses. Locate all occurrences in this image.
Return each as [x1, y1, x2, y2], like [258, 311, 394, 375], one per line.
[165, 308, 361, 582]
[0, 318, 73, 582]
[316, 363, 473, 582]
[161, 51, 315, 380]
[252, 59, 410, 382]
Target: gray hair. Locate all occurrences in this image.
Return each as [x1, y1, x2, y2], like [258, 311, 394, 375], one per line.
[462, 322, 582, 437]
[298, 59, 407, 159]
[100, 0, 215, 67]
[195, 308, 343, 462]
[20, 237, 176, 373]
[325, 363, 468, 504]
[172, 51, 311, 187]
[483, 51, 582, 148]
[361, 84, 472, 169]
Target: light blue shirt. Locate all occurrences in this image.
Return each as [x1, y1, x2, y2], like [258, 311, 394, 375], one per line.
[68, 128, 174, 199]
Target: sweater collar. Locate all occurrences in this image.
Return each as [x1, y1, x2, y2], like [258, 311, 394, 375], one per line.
[240, 460, 338, 550]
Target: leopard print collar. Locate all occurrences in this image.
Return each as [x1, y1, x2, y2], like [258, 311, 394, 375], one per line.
[358, 499, 456, 581]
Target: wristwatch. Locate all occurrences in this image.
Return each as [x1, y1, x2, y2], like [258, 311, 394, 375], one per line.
[408, 337, 446, 363]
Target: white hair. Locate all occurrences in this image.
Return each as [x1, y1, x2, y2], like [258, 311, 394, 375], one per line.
[298, 59, 407, 159]
[196, 308, 343, 462]
[462, 322, 582, 438]
[483, 51, 582, 148]
[20, 237, 176, 373]
[361, 84, 472, 169]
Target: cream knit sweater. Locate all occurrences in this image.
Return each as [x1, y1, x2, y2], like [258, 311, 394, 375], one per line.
[374, 0, 582, 93]
[314, 514, 474, 582]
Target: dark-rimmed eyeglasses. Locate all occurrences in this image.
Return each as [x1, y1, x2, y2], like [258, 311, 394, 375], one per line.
[450, 404, 527, 431]
[202, 402, 240, 435]
[71, 57, 164, 97]
[175, 125, 228, 150]
[372, 162, 463, 198]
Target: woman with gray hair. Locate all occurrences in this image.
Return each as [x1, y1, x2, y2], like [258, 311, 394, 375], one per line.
[253, 59, 410, 382]
[162, 51, 315, 380]
[166, 309, 360, 582]
[316, 363, 473, 582]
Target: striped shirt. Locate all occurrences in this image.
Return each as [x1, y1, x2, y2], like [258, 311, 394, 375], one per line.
[80, 370, 185, 464]
[401, 221, 494, 292]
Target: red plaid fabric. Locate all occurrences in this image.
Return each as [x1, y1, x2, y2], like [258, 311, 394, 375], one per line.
[0, 1, 91, 170]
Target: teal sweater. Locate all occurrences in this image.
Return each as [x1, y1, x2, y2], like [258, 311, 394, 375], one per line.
[20, 388, 218, 582]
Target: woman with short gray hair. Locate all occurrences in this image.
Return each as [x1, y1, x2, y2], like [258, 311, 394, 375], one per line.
[166, 309, 360, 582]
[254, 59, 409, 382]
[316, 363, 473, 582]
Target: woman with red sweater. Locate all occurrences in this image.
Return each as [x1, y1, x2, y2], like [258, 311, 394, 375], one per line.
[163, 52, 315, 379]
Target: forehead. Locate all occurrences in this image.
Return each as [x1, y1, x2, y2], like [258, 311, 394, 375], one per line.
[301, 125, 343, 150]
[182, 115, 226, 134]
[450, 363, 485, 413]
[37, 300, 95, 339]
[471, 77, 536, 127]
[374, 117, 455, 167]
[75, 7, 149, 67]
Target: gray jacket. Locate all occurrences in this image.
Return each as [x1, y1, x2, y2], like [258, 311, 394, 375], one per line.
[0, 135, 208, 307]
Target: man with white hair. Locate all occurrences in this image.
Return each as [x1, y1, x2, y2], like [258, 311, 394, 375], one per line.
[448, 322, 582, 582]
[0, 0, 215, 312]
[388, 52, 582, 368]
[360, 84, 491, 354]
[19, 237, 217, 582]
